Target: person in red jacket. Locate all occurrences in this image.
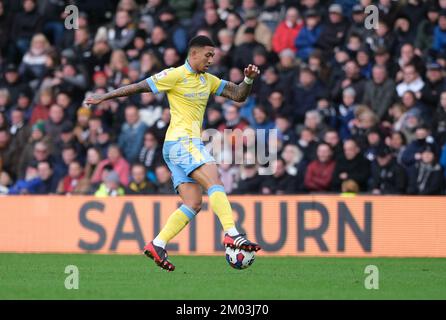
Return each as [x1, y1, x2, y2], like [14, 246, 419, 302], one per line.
[304, 142, 336, 192]
[272, 7, 303, 54]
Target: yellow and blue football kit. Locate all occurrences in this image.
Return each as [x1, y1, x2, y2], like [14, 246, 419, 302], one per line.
[146, 60, 227, 190]
[146, 60, 238, 249]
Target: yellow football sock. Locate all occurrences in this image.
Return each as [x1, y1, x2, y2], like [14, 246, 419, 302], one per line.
[208, 185, 235, 231]
[156, 205, 196, 244]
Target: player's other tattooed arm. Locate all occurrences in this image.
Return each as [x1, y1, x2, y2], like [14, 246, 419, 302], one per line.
[83, 80, 152, 106]
[220, 64, 260, 103]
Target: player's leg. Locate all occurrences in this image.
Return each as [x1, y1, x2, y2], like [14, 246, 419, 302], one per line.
[153, 183, 202, 248]
[190, 163, 261, 252]
[143, 183, 202, 271]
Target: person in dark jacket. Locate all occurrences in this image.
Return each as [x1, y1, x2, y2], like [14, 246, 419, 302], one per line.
[315, 4, 349, 59]
[125, 163, 157, 195]
[231, 163, 263, 194]
[289, 67, 326, 125]
[260, 158, 296, 194]
[419, 62, 446, 115]
[331, 139, 370, 191]
[370, 145, 407, 194]
[362, 64, 397, 120]
[407, 144, 445, 195]
[401, 125, 438, 169]
[11, 0, 43, 57]
[34, 160, 59, 194]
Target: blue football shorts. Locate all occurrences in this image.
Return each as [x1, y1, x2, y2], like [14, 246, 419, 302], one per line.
[162, 137, 216, 191]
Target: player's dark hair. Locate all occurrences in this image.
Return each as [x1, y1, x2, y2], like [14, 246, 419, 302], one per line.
[188, 35, 216, 50]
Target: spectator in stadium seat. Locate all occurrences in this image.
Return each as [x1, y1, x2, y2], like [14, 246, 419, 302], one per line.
[234, 10, 272, 51]
[331, 139, 370, 192]
[440, 143, 446, 179]
[0, 0, 11, 59]
[272, 7, 303, 54]
[34, 160, 59, 195]
[84, 147, 103, 182]
[258, 0, 284, 32]
[231, 162, 262, 195]
[336, 87, 357, 141]
[362, 64, 397, 120]
[150, 107, 170, 144]
[138, 130, 163, 176]
[289, 67, 325, 125]
[118, 105, 148, 164]
[30, 88, 53, 126]
[155, 163, 175, 195]
[407, 144, 445, 195]
[433, 91, 446, 146]
[104, 9, 136, 51]
[295, 9, 322, 61]
[370, 145, 407, 194]
[91, 144, 130, 187]
[233, 27, 267, 70]
[396, 63, 425, 97]
[261, 158, 296, 194]
[386, 131, 407, 165]
[281, 143, 303, 177]
[323, 129, 343, 161]
[56, 160, 89, 195]
[420, 62, 446, 113]
[304, 142, 336, 192]
[19, 33, 51, 83]
[315, 4, 349, 59]
[7, 161, 40, 195]
[275, 113, 298, 147]
[331, 60, 366, 104]
[94, 170, 125, 197]
[267, 90, 292, 119]
[9, 109, 30, 153]
[0, 64, 30, 105]
[11, 0, 43, 57]
[432, 10, 446, 56]
[401, 125, 438, 169]
[346, 4, 367, 40]
[125, 163, 157, 195]
[414, 3, 439, 56]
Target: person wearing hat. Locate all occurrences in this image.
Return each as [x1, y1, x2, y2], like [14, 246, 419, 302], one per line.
[346, 4, 368, 40]
[94, 170, 125, 197]
[419, 62, 445, 111]
[272, 7, 303, 54]
[315, 3, 349, 58]
[415, 3, 440, 55]
[295, 9, 322, 61]
[234, 9, 272, 51]
[74, 107, 92, 146]
[407, 142, 445, 195]
[370, 144, 407, 195]
[401, 125, 439, 168]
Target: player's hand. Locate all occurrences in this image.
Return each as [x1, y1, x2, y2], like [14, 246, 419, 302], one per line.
[244, 64, 260, 79]
[84, 94, 105, 107]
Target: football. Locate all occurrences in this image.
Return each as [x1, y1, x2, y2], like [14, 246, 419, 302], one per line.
[225, 247, 256, 270]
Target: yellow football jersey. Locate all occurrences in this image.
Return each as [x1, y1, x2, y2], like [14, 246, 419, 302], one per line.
[146, 60, 227, 141]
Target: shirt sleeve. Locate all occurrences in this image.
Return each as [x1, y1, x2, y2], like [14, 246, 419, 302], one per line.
[208, 73, 228, 96]
[145, 68, 177, 94]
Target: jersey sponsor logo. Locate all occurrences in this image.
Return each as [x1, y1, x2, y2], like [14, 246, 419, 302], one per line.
[155, 70, 168, 80]
[199, 75, 206, 85]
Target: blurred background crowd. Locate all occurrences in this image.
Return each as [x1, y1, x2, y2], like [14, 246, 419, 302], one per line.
[0, 0, 446, 196]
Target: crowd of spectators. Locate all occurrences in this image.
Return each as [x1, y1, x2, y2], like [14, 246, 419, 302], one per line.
[1, 0, 446, 196]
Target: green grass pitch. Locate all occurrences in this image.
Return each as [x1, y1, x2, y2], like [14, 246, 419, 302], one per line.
[0, 253, 445, 300]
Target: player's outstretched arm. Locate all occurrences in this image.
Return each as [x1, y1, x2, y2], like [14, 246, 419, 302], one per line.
[220, 64, 260, 103]
[83, 80, 152, 106]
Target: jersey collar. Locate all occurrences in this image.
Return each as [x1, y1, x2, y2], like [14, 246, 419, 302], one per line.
[184, 59, 198, 74]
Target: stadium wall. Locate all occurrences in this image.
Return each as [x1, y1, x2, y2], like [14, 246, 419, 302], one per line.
[1, 196, 445, 257]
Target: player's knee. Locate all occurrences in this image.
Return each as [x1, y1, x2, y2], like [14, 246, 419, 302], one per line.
[185, 201, 202, 214]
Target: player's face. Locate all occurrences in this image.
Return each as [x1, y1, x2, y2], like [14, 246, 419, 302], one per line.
[197, 46, 215, 72]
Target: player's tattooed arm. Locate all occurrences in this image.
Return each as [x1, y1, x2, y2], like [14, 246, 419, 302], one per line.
[221, 81, 253, 103]
[220, 64, 261, 103]
[83, 80, 152, 106]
